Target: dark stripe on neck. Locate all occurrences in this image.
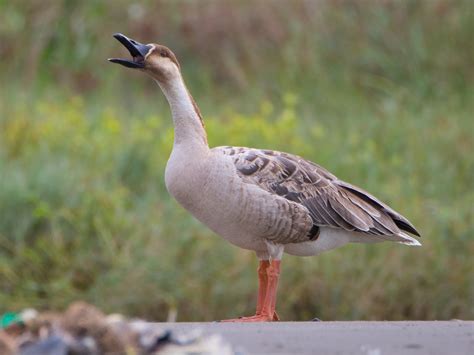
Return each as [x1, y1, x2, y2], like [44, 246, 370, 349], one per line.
[186, 89, 208, 144]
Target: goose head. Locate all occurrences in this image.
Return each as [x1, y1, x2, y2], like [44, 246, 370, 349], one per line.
[108, 33, 180, 83]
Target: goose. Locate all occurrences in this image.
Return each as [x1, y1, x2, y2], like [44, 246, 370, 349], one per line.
[109, 33, 421, 322]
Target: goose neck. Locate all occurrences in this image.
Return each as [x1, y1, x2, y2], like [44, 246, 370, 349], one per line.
[157, 76, 208, 150]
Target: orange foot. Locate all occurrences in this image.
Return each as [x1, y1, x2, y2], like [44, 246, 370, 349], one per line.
[221, 312, 279, 322]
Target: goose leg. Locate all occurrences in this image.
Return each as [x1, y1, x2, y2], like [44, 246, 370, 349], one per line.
[255, 260, 270, 316]
[221, 260, 281, 322]
[263, 260, 281, 320]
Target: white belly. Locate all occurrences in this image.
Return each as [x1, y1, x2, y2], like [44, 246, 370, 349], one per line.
[284, 227, 383, 256]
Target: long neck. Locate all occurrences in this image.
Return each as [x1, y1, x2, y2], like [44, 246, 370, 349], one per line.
[157, 75, 208, 149]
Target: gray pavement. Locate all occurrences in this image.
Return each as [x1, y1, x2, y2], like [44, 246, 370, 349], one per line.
[161, 321, 473, 355]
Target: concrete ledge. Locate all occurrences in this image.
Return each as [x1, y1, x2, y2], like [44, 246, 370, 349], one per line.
[160, 321, 473, 355]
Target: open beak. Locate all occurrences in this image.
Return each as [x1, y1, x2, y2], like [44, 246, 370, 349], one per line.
[108, 33, 152, 69]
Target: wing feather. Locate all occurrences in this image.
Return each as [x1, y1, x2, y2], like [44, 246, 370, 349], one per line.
[214, 146, 421, 240]
[307, 196, 355, 230]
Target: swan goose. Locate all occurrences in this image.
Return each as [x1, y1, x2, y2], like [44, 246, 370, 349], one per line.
[109, 33, 421, 322]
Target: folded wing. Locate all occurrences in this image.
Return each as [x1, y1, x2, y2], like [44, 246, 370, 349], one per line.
[215, 146, 420, 240]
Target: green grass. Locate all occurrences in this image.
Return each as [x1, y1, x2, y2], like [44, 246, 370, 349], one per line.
[0, 0, 472, 320]
[1, 86, 472, 320]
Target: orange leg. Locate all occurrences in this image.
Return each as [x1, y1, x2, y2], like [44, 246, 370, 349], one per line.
[221, 260, 281, 322]
[256, 260, 270, 315]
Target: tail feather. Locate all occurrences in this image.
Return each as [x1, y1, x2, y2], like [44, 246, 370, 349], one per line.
[372, 231, 422, 246]
[396, 232, 422, 246]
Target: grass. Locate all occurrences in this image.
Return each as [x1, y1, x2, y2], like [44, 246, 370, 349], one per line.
[0, 0, 472, 321]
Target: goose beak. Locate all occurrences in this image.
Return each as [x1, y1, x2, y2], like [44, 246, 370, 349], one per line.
[108, 33, 152, 69]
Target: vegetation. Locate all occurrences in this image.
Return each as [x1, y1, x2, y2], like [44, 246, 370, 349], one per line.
[0, 0, 472, 321]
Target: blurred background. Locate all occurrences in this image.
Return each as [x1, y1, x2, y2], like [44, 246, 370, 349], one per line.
[0, 0, 472, 321]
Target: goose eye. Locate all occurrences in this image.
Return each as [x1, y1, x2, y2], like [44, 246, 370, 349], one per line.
[160, 51, 168, 57]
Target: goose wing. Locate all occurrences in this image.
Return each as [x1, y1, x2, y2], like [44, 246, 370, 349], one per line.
[215, 146, 420, 239]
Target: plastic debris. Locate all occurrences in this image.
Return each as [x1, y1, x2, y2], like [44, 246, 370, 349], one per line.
[0, 302, 238, 355]
[1, 313, 22, 329]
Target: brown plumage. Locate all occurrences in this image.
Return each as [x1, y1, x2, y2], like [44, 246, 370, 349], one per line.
[215, 146, 420, 243]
